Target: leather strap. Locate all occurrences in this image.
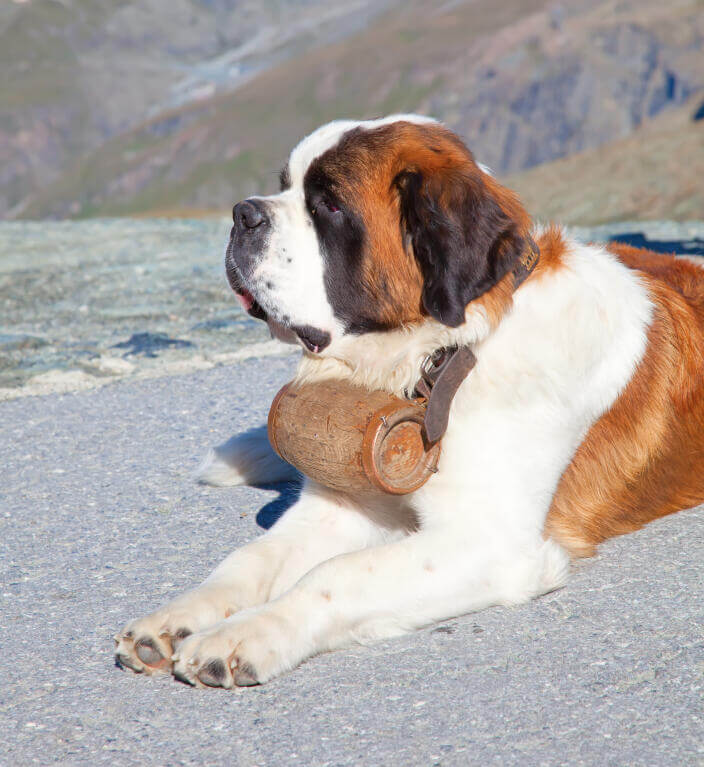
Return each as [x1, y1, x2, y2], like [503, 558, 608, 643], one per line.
[416, 346, 477, 443]
[414, 238, 540, 443]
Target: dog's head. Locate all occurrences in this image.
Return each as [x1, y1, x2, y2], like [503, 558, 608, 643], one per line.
[226, 115, 532, 355]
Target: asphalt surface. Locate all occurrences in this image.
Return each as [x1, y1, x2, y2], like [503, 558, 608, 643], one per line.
[1, 355, 702, 766]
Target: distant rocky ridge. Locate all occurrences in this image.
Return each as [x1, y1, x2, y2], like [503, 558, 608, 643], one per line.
[2, 0, 703, 221]
[0, 0, 399, 217]
[508, 98, 704, 224]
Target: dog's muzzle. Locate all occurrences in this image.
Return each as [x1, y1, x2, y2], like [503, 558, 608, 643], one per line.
[224, 197, 332, 354]
[225, 199, 270, 321]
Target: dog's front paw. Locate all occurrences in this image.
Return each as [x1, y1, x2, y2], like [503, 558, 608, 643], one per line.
[172, 608, 302, 688]
[114, 590, 234, 675]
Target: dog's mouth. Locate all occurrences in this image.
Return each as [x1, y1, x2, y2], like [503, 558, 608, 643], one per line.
[226, 263, 330, 354]
[226, 258, 268, 322]
[233, 286, 268, 322]
[234, 286, 255, 312]
[291, 325, 331, 354]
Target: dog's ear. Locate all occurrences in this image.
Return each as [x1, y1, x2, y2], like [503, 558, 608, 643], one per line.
[395, 165, 529, 327]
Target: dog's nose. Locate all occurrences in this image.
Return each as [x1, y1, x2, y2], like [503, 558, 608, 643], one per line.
[233, 200, 266, 230]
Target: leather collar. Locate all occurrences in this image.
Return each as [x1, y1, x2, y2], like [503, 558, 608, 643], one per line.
[512, 235, 541, 290]
[414, 238, 540, 443]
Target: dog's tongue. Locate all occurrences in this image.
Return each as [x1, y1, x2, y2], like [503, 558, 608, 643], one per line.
[235, 289, 255, 311]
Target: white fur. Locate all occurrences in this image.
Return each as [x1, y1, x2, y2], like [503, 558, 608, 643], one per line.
[287, 113, 437, 189]
[116, 118, 654, 687]
[241, 184, 343, 344]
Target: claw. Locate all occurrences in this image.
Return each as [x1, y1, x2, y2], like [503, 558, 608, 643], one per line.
[116, 649, 144, 673]
[172, 664, 196, 686]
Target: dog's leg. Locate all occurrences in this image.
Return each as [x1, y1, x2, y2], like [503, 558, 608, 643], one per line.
[171, 530, 569, 687]
[195, 424, 297, 486]
[115, 486, 407, 675]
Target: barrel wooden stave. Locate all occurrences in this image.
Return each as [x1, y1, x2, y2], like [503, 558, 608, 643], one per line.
[268, 380, 440, 494]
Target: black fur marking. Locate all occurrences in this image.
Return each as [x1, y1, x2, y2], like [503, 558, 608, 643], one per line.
[293, 324, 331, 353]
[396, 169, 525, 327]
[303, 159, 395, 334]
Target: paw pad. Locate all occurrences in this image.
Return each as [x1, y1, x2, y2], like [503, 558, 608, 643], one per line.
[197, 658, 229, 688]
[135, 637, 164, 666]
[233, 660, 259, 687]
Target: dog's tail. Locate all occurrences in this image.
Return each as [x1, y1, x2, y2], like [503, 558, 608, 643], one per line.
[195, 425, 298, 487]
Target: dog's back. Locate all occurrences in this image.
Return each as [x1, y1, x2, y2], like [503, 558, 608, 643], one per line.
[546, 245, 704, 556]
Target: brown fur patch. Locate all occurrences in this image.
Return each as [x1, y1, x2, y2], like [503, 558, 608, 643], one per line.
[462, 225, 567, 331]
[471, 270, 516, 329]
[545, 246, 704, 556]
[533, 224, 568, 277]
[308, 121, 534, 329]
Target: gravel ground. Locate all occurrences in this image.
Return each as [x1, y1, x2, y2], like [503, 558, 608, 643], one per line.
[2, 355, 702, 767]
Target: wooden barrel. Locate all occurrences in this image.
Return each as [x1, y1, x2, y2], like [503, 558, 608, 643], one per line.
[267, 380, 441, 495]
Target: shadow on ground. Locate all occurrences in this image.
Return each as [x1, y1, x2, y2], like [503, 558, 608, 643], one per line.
[255, 481, 302, 529]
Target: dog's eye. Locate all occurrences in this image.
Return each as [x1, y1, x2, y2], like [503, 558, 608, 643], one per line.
[311, 199, 341, 217]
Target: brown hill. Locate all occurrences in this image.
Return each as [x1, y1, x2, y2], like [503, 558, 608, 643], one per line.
[0, 0, 400, 217]
[506, 99, 704, 225]
[7, 0, 704, 221]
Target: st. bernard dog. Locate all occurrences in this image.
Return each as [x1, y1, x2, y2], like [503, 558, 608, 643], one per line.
[116, 115, 704, 688]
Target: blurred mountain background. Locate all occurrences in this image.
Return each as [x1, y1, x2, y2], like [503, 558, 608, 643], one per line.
[2, 0, 703, 224]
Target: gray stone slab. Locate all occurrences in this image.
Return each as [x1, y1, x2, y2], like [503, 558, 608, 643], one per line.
[1, 357, 702, 766]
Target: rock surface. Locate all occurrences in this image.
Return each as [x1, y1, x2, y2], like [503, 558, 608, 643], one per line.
[1, 219, 702, 400]
[1, 356, 702, 766]
[0, 218, 286, 396]
[509, 102, 704, 224]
